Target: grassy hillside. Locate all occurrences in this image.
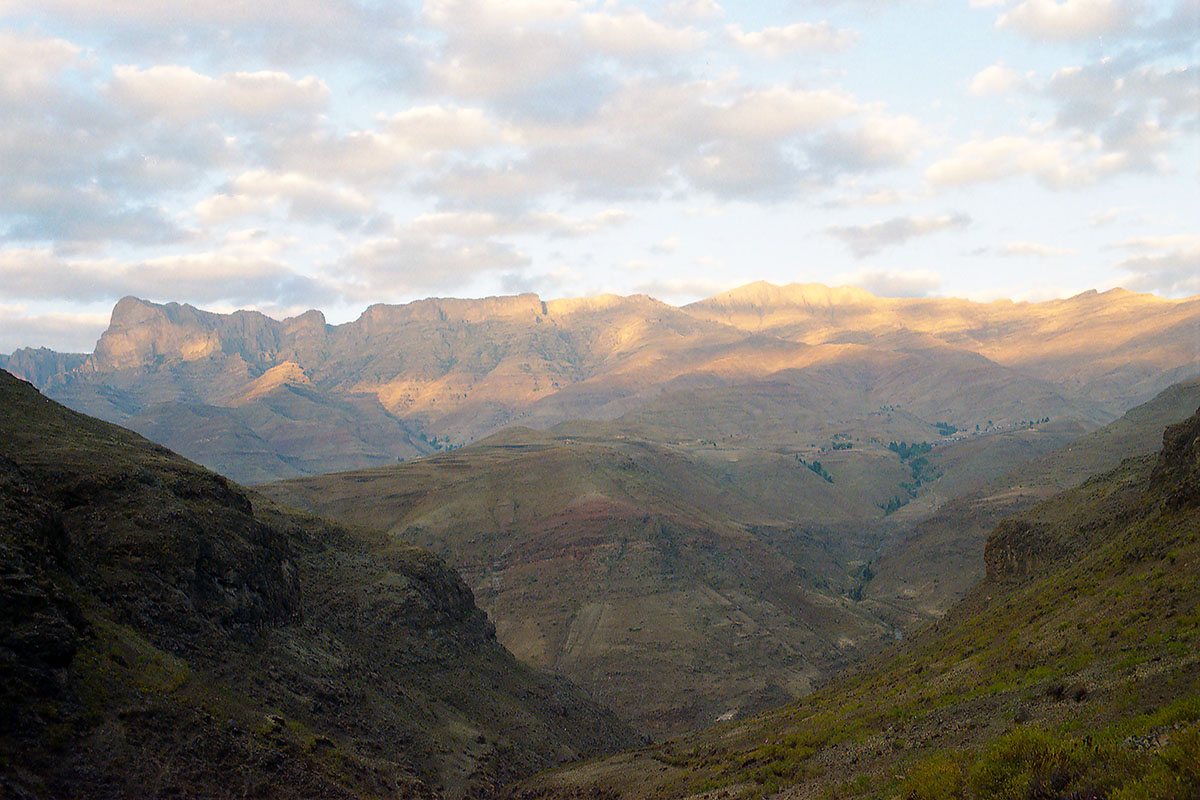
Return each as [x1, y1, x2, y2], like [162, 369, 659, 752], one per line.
[0, 371, 638, 799]
[504, 403, 1200, 799]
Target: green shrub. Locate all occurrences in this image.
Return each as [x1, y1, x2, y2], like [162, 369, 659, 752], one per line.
[968, 728, 1078, 800]
[903, 752, 964, 800]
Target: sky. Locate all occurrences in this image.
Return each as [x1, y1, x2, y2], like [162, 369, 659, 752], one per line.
[1, 0, 1197, 353]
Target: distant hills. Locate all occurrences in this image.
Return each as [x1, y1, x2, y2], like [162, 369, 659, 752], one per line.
[4, 284, 1197, 485]
[0, 370, 637, 799]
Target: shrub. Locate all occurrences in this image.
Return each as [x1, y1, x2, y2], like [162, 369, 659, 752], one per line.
[903, 752, 964, 800]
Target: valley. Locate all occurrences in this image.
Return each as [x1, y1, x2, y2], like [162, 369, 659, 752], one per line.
[3, 282, 1199, 797]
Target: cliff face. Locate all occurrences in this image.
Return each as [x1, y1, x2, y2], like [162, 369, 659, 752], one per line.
[0, 371, 638, 800]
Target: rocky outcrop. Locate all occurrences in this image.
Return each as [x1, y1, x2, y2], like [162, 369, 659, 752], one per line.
[1151, 404, 1200, 509]
[983, 519, 1065, 582]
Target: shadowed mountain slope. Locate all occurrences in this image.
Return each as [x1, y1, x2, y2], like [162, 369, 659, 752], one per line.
[0, 371, 638, 800]
[504, 402, 1200, 800]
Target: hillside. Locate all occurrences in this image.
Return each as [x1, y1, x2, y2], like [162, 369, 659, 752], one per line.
[6, 284, 1196, 485]
[0, 371, 638, 799]
[263, 428, 892, 738]
[864, 375, 1200, 625]
[505, 402, 1200, 799]
[262, 377, 1200, 739]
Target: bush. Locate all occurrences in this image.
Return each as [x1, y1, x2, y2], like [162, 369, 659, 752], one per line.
[968, 728, 1078, 800]
[903, 752, 964, 800]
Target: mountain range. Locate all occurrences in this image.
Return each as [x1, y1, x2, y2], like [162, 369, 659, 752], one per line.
[5, 284, 1197, 485]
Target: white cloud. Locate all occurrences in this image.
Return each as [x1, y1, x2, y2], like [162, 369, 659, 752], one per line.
[969, 62, 1027, 95]
[999, 241, 1075, 257]
[651, 236, 681, 255]
[406, 209, 630, 238]
[107, 65, 329, 122]
[582, 9, 705, 58]
[664, 0, 723, 21]
[827, 213, 971, 257]
[339, 235, 529, 297]
[0, 304, 110, 353]
[0, 244, 327, 306]
[195, 171, 374, 226]
[726, 22, 857, 57]
[996, 0, 1139, 40]
[0, 30, 82, 99]
[833, 268, 943, 298]
[1113, 234, 1200, 297]
[630, 277, 736, 302]
[925, 135, 1116, 189]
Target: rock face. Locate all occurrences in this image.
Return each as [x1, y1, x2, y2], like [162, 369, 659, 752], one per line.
[1153, 407, 1200, 509]
[0, 371, 638, 800]
[7, 283, 1198, 484]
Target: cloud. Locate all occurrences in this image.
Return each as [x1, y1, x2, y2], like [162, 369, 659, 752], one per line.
[405, 209, 631, 238]
[630, 277, 736, 303]
[651, 236, 681, 255]
[0, 305, 110, 353]
[1043, 61, 1197, 169]
[0, 244, 328, 306]
[924, 135, 1120, 189]
[1113, 234, 1200, 297]
[0, 30, 82, 100]
[1089, 206, 1137, 227]
[833, 268, 943, 298]
[338, 235, 529, 297]
[726, 22, 857, 57]
[195, 171, 374, 226]
[663, 0, 723, 21]
[995, 0, 1139, 40]
[999, 241, 1075, 257]
[107, 65, 329, 122]
[826, 213, 971, 257]
[1, 0, 418, 66]
[582, 9, 705, 59]
[969, 62, 1028, 95]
